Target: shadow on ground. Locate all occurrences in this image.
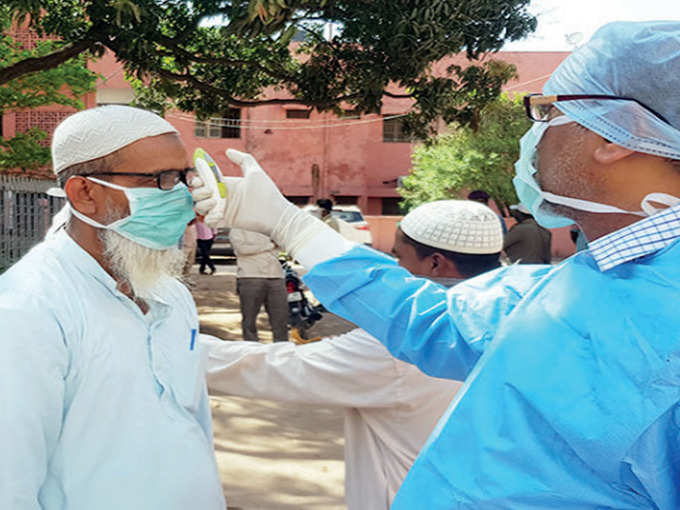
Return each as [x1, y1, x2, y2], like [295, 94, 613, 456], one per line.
[190, 266, 349, 509]
[211, 396, 345, 510]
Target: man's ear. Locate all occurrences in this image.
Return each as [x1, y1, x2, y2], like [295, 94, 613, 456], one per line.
[64, 176, 97, 214]
[430, 252, 446, 276]
[593, 137, 635, 165]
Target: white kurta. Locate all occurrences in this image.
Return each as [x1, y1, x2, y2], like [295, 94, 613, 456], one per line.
[204, 329, 461, 510]
[0, 231, 225, 510]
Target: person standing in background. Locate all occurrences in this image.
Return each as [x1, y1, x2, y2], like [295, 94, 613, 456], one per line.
[196, 218, 216, 275]
[467, 189, 508, 235]
[503, 203, 552, 263]
[317, 198, 340, 232]
[182, 219, 198, 281]
[230, 228, 289, 343]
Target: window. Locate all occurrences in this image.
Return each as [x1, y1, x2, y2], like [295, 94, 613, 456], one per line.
[333, 195, 358, 205]
[285, 195, 311, 205]
[286, 109, 311, 119]
[14, 111, 71, 147]
[382, 116, 412, 143]
[194, 108, 241, 139]
[381, 197, 404, 215]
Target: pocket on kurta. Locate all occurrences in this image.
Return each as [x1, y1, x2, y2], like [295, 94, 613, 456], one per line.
[168, 337, 209, 413]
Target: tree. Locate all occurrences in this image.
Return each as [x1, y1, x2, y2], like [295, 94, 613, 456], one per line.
[399, 92, 531, 213]
[0, 7, 98, 170]
[1, 0, 536, 136]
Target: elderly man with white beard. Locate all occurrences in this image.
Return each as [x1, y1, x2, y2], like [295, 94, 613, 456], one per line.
[0, 106, 225, 510]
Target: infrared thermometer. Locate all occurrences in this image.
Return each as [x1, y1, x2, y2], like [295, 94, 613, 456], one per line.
[193, 147, 227, 208]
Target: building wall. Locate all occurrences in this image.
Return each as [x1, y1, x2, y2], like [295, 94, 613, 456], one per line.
[4, 33, 575, 257]
[84, 49, 571, 213]
[4, 38, 569, 198]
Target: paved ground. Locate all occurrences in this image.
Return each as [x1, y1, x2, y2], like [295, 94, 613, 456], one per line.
[190, 259, 355, 510]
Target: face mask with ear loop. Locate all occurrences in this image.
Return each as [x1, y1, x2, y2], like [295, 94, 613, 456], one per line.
[68, 177, 195, 250]
[513, 116, 680, 229]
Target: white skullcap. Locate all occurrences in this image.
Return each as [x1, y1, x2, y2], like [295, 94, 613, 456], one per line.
[51, 105, 178, 174]
[400, 200, 504, 254]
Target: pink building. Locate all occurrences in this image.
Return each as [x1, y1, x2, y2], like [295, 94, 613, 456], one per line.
[4, 30, 577, 255]
[4, 33, 569, 210]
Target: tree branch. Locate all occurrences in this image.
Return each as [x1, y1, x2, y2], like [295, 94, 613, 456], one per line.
[383, 91, 413, 99]
[154, 37, 294, 82]
[153, 67, 362, 108]
[0, 39, 96, 86]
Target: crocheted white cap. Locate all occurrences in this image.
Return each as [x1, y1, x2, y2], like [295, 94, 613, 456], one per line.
[400, 200, 504, 254]
[51, 105, 178, 174]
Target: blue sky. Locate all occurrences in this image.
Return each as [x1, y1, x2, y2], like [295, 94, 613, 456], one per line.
[503, 0, 680, 51]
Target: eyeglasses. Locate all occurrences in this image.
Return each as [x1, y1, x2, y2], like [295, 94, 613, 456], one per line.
[86, 168, 193, 190]
[523, 93, 670, 125]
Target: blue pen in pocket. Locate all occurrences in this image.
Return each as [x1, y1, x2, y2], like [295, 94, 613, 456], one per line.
[190, 328, 197, 350]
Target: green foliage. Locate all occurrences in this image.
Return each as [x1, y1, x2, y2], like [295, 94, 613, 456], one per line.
[2, 0, 536, 135]
[0, 11, 98, 170]
[399, 93, 531, 213]
[0, 129, 51, 169]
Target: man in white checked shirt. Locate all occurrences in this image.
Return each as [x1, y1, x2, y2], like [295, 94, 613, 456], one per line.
[192, 21, 680, 509]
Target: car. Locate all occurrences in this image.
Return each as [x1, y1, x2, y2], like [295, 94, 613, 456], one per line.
[210, 227, 234, 257]
[302, 204, 373, 246]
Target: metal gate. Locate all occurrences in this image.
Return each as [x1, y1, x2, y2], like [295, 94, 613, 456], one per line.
[0, 175, 65, 271]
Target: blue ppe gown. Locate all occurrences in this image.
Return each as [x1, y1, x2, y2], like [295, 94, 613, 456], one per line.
[304, 239, 680, 509]
[0, 231, 225, 510]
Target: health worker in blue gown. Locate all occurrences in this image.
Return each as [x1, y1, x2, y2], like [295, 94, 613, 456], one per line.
[191, 21, 680, 509]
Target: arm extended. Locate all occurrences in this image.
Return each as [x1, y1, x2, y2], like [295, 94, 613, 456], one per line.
[304, 245, 546, 380]
[204, 329, 411, 408]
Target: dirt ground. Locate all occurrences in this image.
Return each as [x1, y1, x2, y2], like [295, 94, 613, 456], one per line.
[190, 260, 356, 510]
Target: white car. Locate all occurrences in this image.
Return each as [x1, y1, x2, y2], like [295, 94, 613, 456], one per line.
[302, 204, 373, 246]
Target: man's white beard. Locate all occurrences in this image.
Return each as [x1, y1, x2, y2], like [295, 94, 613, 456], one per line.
[99, 214, 186, 300]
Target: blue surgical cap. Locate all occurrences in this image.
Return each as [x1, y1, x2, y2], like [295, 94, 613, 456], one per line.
[544, 21, 680, 159]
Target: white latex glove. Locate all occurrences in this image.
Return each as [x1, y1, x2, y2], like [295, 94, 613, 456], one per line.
[191, 175, 232, 228]
[192, 149, 355, 267]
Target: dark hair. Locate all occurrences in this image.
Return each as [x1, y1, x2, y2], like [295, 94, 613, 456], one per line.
[467, 190, 490, 203]
[510, 209, 533, 222]
[400, 230, 500, 278]
[316, 198, 333, 211]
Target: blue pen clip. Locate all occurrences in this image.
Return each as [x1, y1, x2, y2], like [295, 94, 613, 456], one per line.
[190, 328, 197, 351]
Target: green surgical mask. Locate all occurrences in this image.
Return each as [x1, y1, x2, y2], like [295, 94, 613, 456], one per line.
[70, 177, 195, 250]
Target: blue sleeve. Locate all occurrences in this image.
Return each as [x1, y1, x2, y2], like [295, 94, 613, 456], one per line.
[304, 245, 546, 380]
[0, 305, 68, 509]
[620, 403, 680, 509]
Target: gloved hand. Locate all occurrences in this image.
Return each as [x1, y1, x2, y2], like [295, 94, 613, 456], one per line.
[191, 176, 227, 228]
[191, 149, 355, 267]
[191, 149, 292, 235]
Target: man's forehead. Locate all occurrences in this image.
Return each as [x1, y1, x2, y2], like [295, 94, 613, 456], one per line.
[112, 133, 189, 171]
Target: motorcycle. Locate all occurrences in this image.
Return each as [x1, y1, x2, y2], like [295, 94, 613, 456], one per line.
[279, 257, 324, 341]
